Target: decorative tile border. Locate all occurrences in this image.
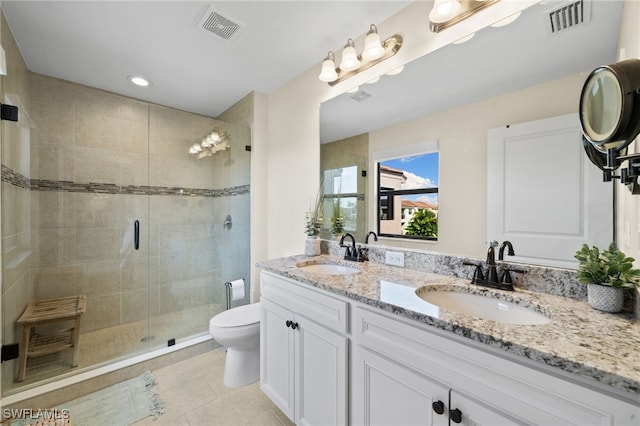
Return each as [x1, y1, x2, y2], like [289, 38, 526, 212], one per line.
[1, 165, 29, 190]
[2, 165, 249, 197]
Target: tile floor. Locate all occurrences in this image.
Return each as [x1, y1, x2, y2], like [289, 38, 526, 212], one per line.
[132, 349, 294, 426]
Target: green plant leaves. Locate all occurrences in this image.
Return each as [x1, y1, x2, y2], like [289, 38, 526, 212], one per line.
[574, 243, 640, 288]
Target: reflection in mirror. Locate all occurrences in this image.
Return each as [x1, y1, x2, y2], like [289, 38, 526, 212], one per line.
[320, 1, 622, 258]
[320, 134, 368, 241]
[377, 153, 439, 240]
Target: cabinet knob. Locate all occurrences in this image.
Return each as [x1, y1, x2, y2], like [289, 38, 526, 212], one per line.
[431, 400, 445, 415]
[291, 322, 299, 330]
[449, 408, 462, 424]
[285, 320, 292, 328]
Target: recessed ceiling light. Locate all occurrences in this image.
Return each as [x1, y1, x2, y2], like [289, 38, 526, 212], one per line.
[128, 75, 151, 87]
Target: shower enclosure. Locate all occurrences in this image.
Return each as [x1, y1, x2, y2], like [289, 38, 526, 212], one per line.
[1, 72, 251, 394]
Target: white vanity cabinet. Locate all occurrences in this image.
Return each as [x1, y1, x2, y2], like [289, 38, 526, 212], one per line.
[260, 272, 349, 426]
[352, 305, 639, 426]
[260, 270, 638, 426]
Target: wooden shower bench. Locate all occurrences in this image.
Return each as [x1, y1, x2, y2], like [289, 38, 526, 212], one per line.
[16, 295, 87, 382]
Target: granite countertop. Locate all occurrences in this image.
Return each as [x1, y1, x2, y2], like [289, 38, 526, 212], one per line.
[257, 254, 640, 398]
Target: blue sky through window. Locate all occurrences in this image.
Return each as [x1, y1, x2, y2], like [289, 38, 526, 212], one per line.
[381, 152, 439, 205]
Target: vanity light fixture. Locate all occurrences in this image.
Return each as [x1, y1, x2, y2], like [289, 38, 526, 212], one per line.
[318, 24, 403, 86]
[339, 39, 361, 72]
[319, 52, 339, 82]
[385, 65, 404, 76]
[366, 76, 380, 84]
[429, 0, 500, 33]
[362, 24, 385, 61]
[189, 128, 231, 159]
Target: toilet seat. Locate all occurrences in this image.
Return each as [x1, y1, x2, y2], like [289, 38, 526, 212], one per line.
[210, 303, 260, 328]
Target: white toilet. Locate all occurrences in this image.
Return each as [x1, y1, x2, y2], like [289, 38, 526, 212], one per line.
[209, 302, 261, 388]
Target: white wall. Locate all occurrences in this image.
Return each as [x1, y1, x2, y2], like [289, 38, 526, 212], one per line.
[615, 0, 640, 310]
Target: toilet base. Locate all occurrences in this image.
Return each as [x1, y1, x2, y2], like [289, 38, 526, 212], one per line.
[223, 346, 260, 388]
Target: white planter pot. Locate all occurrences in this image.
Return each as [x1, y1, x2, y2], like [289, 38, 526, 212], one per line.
[304, 237, 321, 257]
[587, 284, 624, 313]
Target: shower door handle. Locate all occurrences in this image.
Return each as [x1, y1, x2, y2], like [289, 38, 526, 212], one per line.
[134, 220, 140, 250]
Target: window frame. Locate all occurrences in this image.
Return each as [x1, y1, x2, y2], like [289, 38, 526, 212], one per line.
[372, 140, 439, 242]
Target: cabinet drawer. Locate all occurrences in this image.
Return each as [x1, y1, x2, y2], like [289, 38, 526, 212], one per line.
[260, 271, 348, 334]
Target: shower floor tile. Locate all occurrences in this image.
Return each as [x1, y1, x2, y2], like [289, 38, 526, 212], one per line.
[8, 303, 222, 391]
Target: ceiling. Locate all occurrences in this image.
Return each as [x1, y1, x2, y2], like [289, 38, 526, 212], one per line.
[320, 0, 623, 143]
[2, 0, 411, 118]
[2, 0, 624, 136]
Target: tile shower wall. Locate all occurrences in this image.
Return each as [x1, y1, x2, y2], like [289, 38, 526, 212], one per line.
[1, 10, 32, 346]
[25, 72, 250, 333]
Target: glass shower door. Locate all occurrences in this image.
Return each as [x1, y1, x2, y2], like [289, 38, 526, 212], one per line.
[146, 106, 251, 350]
[1, 76, 153, 394]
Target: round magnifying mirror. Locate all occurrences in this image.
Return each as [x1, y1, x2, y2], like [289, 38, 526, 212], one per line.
[580, 67, 623, 148]
[579, 59, 640, 155]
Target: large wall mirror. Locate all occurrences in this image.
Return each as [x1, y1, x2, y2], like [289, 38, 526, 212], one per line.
[320, 0, 623, 264]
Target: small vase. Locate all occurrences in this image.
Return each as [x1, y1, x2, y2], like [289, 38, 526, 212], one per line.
[305, 237, 321, 257]
[587, 283, 624, 313]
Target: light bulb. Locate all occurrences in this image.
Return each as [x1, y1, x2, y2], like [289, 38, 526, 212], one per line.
[386, 65, 404, 76]
[189, 144, 202, 154]
[318, 52, 338, 82]
[429, 0, 461, 23]
[340, 39, 360, 72]
[210, 130, 221, 142]
[362, 24, 384, 61]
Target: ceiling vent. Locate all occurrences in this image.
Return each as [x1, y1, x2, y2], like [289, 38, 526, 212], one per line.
[545, 0, 591, 35]
[349, 90, 373, 103]
[197, 6, 244, 42]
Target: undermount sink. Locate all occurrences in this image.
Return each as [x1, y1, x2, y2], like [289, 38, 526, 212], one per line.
[296, 263, 360, 275]
[415, 289, 551, 325]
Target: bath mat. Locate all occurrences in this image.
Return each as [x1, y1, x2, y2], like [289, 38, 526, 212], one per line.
[9, 371, 164, 426]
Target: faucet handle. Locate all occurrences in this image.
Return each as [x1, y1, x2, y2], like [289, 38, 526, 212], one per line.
[463, 262, 484, 282]
[356, 245, 368, 261]
[500, 267, 526, 284]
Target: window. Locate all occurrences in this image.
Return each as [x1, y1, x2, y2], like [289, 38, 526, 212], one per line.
[377, 152, 439, 240]
[323, 166, 358, 233]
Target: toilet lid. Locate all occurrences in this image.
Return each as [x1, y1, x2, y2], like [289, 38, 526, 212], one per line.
[211, 303, 260, 328]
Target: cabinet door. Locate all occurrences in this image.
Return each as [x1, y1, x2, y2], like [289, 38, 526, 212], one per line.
[353, 346, 449, 426]
[295, 314, 348, 426]
[449, 391, 526, 426]
[260, 298, 295, 422]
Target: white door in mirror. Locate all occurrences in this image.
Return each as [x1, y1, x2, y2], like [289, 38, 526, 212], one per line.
[487, 114, 612, 269]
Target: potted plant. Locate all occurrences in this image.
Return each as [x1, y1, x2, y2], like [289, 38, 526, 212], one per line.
[304, 181, 324, 238]
[574, 243, 640, 313]
[329, 200, 345, 237]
